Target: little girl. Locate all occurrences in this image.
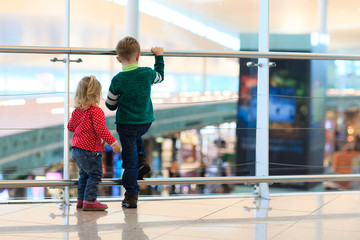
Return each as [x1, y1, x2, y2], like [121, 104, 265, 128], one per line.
[68, 76, 121, 211]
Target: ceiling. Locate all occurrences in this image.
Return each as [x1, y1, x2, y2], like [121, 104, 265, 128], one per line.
[152, 0, 360, 53]
[1, 0, 359, 53]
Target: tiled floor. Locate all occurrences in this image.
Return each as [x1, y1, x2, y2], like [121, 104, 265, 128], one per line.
[1, 192, 360, 239]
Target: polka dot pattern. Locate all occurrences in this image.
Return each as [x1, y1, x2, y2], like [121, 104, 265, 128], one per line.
[67, 106, 116, 151]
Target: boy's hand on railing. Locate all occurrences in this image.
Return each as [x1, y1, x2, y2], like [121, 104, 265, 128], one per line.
[151, 47, 164, 56]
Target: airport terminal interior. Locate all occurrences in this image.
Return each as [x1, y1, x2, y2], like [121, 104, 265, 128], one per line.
[1, 0, 360, 239]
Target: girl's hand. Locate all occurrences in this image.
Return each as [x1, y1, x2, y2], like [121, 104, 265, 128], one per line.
[112, 142, 121, 153]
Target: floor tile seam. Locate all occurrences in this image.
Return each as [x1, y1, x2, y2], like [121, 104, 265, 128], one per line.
[29, 232, 64, 240]
[241, 205, 313, 214]
[135, 212, 198, 221]
[2, 225, 78, 236]
[268, 193, 342, 239]
[196, 198, 246, 220]
[4, 212, 360, 235]
[148, 200, 245, 239]
[0, 221, 141, 234]
[305, 193, 342, 216]
[0, 204, 40, 217]
[24, 220, 102, 239]
[269, 191, 360, 197]
[122, 206, 203, 221]
[278, 221, 360, 233]
[0, 217, 71, 227]
[147, 219, 200, 240]
[268, 211, 326, 238]
[137, 199, 243, 207]
[196, 215, 305, 225]
[151, 230, 225, 240]
[73, 207, 132, 228]
[0, 233, 44, 240]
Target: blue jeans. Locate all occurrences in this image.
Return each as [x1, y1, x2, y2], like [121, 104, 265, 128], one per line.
[117, 123, 151, 196]
[72, 147, 103, 201]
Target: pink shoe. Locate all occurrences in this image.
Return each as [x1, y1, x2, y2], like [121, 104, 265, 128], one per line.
[83, 200, 108, 211]
[76, 200, 83, 208]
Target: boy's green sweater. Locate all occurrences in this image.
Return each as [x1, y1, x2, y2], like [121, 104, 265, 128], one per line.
[105, 55, 164, 124]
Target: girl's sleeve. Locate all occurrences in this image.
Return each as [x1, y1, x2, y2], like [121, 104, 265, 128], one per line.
[92, 108, 117, 145]
[67, 110, 77, 132]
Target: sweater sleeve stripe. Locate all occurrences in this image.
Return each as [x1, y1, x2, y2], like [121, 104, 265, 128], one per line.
[152, 55, 164, 85]
[153, 72, 163, 84]
[106, 90, 119, 107]
[106, 98, 118, 106]
[108, 91, 118, 100]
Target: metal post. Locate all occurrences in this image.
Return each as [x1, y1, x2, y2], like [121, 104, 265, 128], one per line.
[202, 58, 207, 93]
[319, 0, 328, 34]
[62, 203, 70, 240]
[63, 0, 70, 207]
[256, 0, 270, 199]
[125, 0, 140, 39]
[254, 198, 269, 240]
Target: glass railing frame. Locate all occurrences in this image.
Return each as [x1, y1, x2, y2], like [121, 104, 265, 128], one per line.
[1, 45, 360, 202]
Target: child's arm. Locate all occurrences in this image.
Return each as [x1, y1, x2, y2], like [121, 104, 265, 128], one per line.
[105, 90, 119, 111]
[151, 47, 165, 85]
[92, 108, 118, 146]
[67, 110, 78, 132]
[105, 80, 119, 111]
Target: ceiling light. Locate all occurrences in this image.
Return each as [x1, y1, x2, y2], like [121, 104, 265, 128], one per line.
[51, 107, 74, 114]
[108, 0, 240, 50]
[0, 99, 26, 106]
[36, 97, 64, 104]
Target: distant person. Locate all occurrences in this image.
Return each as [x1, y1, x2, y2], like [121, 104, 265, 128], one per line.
[106, 36, 165, 208]
[68, 76, 121, 211]
[169, 161, 180, 194]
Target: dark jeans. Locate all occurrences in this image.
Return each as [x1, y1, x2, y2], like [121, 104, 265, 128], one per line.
[117, 123, 151, 196]
[72, 147, 103, 201]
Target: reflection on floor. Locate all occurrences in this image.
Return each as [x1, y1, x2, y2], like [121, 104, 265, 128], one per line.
[1, 192, 360, 239]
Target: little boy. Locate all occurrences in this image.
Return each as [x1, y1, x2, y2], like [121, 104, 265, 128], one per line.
[106, 36, 164, 208]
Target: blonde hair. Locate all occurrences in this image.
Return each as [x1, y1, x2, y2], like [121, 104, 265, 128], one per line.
[116, 36, 140, 62]
[74, 76, 102, 110]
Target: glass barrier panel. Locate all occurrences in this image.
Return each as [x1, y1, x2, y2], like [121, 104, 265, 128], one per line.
[0, 53, 66, 190]
[140, 0, 259, 51]
[70, 0, 126, 48]
[68, 54, 241, 198]
[0, 187, 63, 201]
[0, 0, 66, 47]
[270, 0, 360, 55]
[266, 58, 360, 193]
[327, 0, 360, 54]
[68, 54, 239, 102]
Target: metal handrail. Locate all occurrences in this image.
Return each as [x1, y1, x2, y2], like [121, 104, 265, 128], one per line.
[1, 45, 360, 60]
[1, 174, 360, 188]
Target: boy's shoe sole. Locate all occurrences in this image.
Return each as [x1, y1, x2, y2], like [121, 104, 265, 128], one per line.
[138, 164, 150, 180]
[121, 201, 137, 208]
[122, 194, 138, 208]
